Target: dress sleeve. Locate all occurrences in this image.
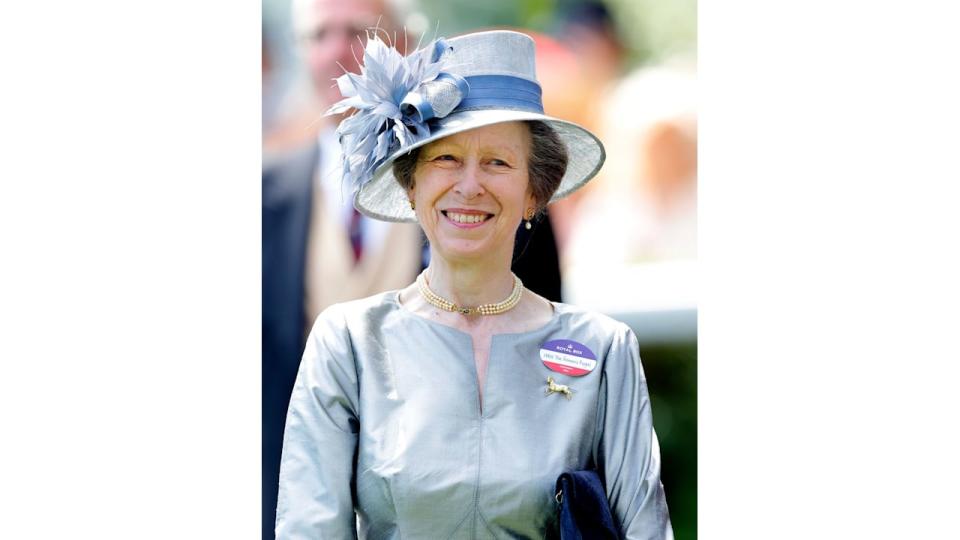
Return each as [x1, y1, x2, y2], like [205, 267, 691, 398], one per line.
[275, 305, 360, 539]
[596, 324, 674, 540]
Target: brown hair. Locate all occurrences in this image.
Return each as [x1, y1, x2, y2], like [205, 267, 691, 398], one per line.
[392, 121, 568, 214]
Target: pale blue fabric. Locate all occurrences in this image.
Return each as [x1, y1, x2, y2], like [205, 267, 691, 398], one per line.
[276, 292, 673, 539]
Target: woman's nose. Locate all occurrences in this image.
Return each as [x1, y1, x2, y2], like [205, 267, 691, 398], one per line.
[453, 161, 485, 199]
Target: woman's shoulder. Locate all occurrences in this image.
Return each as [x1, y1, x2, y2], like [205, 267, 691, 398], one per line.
[312, 290, 404, 330]
[551, 301, 633, 338]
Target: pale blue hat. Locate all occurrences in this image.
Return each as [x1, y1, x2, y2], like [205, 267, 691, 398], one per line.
[327, 29, 606, 223]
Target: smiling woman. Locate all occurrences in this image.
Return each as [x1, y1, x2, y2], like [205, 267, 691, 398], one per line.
[400, 122, 535, 265]
[276, 29, 673, 539]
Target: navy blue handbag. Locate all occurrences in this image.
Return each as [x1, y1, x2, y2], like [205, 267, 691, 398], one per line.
[555, 470, 621, 539]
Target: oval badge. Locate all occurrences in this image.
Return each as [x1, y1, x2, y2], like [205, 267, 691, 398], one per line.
[540, 339, 597, 377]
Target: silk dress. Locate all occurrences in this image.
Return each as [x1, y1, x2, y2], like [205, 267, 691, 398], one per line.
[276, 291, 673, 539]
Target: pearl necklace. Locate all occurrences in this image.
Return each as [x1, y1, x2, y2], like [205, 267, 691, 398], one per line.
[416, 271, 524, 316]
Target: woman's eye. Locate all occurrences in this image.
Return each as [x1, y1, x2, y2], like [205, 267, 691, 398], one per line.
[427, 154, 461, 168]
[488, 159, 511, 167]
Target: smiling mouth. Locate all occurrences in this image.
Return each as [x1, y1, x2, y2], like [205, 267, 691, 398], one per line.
[442, 210, 494, 224]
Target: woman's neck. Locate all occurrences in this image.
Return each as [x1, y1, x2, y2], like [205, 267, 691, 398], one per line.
[424, 257, 516, 309]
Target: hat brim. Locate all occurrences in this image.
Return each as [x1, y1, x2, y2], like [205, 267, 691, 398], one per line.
[354, 109, 606, 223]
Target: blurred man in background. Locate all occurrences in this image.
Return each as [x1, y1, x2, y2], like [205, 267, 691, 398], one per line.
[262, 1, 419, 538]
[262, 1, 564, 537]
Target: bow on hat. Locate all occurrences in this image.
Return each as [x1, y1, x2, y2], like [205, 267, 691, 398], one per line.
[325, 36, 470, 190]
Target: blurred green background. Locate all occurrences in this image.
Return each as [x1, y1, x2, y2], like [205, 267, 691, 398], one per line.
[639, 340, 697, 540]
[414, 0, 696, 65]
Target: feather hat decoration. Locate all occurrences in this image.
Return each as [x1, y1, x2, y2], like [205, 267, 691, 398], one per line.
[325, 34, 469, 191]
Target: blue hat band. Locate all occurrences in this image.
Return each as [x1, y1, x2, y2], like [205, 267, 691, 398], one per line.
[453, 75, 544, 114]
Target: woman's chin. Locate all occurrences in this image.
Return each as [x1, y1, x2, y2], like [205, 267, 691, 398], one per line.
[432, 237, 505, 263]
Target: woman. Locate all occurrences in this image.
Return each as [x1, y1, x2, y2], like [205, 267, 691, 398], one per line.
[276, 30, 673, 539]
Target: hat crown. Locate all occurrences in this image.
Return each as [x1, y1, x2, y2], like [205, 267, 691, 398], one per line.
[442, 31, 537, 82]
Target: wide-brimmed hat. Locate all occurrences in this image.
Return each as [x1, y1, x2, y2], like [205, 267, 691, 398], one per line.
[327, 29, 605, 223]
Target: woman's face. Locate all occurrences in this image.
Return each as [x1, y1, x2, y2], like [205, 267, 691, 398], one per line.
[409, 122, 536, 264]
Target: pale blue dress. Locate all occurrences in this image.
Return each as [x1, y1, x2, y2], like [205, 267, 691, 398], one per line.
[276, 291, 673, 539]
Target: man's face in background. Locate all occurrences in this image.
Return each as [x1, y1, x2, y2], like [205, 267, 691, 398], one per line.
[295, 0, 387, 107]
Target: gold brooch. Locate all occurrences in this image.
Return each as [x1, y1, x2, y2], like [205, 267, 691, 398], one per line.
[545, 376, 574, 400]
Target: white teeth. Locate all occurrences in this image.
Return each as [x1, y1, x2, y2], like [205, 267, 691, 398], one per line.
[447, 212, 487, 224]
